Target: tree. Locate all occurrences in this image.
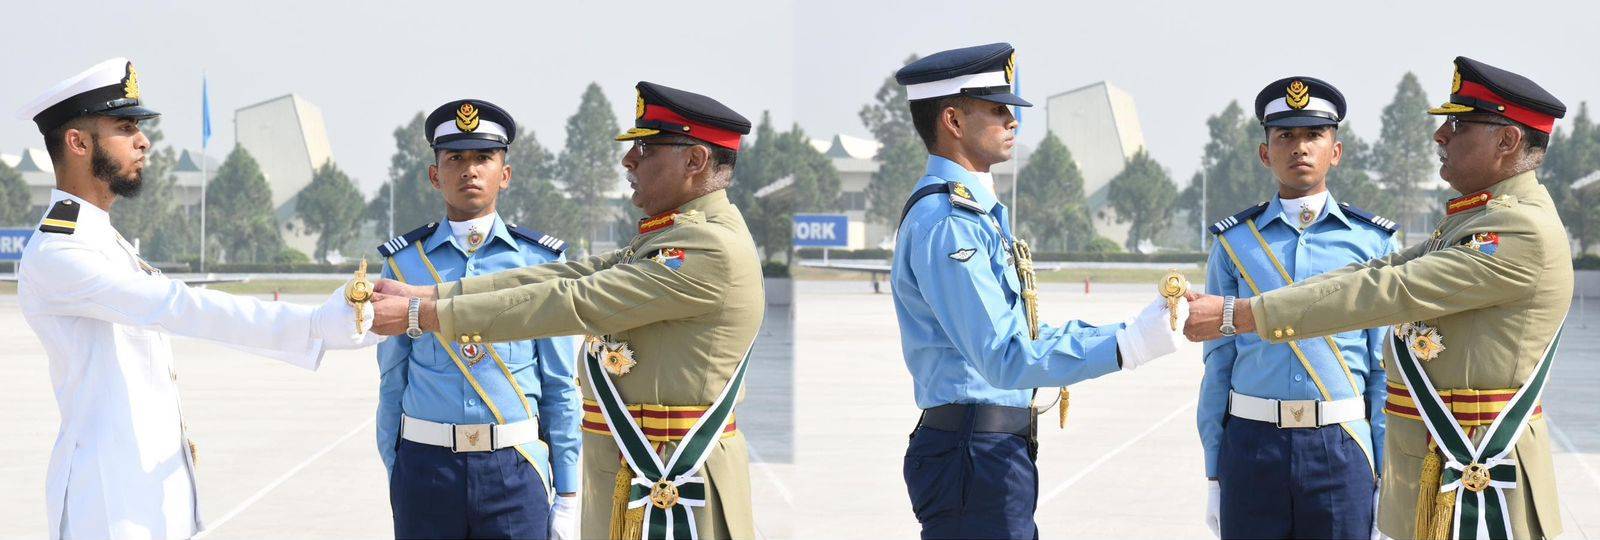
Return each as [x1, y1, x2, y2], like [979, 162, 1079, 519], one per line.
[1327, 124, 1390, 217]
[206, 146, 287, 263]
[500, 127, 582, 243]
[556, 83, 621, 255]
[0, 161, 30, 226]
[366, 112, 438, 238]
[1541, 103, 1600, 252]
[295, 161, 364, 261]
[729, 112, 842, 263]
[1106, 149, 1177, 252]
[1178, 101, 1276, 239]
[1014, 132, 1092, 251]
[1373, 72, 1437, 239]
[861, 54, 925, 228]
[110, 117, 195, 262]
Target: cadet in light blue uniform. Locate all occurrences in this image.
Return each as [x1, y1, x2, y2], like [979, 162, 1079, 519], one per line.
[375, 99, 582, 540]
[1197, 77, 1400, 540]
[891, 43, 1188, 540]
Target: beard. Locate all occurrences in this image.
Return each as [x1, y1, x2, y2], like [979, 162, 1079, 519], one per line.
[91, 143, 143, 198]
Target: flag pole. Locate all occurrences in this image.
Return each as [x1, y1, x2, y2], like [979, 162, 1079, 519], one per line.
[199, 72, 211, 273]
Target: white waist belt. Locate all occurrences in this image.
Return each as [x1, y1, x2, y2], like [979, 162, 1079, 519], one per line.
[401, 414, 539, 452]
[1228, 391, 1364, 428]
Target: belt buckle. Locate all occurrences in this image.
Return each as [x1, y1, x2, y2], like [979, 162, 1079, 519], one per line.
[1277, 400, 1318, 429]
[453, 424, 494, 452]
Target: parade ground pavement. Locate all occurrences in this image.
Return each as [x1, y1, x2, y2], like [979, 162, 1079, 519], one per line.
[2, 282, 1597, 538]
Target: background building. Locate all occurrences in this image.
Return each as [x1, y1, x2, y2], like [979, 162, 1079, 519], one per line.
[234, 94, 333, 256]
[1045, 81, 1147, 248]
[811, 134, 1016, 249]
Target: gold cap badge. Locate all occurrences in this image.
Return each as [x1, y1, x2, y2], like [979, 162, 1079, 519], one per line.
[1286, 80, 1310, 110]
[636, 92, 646, 119]
[455, 102, 480, 132]
[123, 63, 141, 100]
[1451, 69, 1463, 94]
[1004, 52, 1016, 84]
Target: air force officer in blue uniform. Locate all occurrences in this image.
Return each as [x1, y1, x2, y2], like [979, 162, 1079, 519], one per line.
[891, 43, 1190, 539]
[375, 99, 582, 540]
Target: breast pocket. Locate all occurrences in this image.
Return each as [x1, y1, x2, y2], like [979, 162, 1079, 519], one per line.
[408, 338, 455, 368]
[995, 250, 1021, 303]
[496, 340, 535, 369]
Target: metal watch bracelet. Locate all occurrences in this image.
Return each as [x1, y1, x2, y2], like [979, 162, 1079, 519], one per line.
[406, 297, 423, 339]
[1220, 295, 1237, 336]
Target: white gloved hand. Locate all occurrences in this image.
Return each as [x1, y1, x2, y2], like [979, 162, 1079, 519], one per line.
[311, 284, 383, 349]
[1207, 479, 1221, 538]
[1115, 295, 1189, 369]
[1370, 484, 1381, 540]
[550, 494, 579, 540]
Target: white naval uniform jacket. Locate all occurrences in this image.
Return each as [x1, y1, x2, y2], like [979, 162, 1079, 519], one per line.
[19, 190, 332, 540]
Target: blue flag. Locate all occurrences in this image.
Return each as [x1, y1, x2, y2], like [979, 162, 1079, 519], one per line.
[201, 74, 212, 150]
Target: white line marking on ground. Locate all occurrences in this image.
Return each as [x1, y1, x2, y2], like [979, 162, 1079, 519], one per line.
[1038, 398, 1197, 506]
[194, 417, 374, 538]
[1547, 418, 1600, 494]
[745, 441, 794, 508]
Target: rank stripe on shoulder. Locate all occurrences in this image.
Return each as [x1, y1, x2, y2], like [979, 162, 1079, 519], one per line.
[38, 199, 81, 234]
[1209, 202, 1268, 234]
[1338, 202, 1398, 233]
[507, 224, 566, 255]
[376, 222, 437, 257]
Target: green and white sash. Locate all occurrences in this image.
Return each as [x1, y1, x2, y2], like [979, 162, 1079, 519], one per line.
[1389, 325, 1562, 540]
[584, 342, 753, 540]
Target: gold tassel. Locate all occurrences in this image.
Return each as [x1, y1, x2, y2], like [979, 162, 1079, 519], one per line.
[609, 459, 645, 540]
[1058, 388, 1070, 428]
[1430, 489, 1457, 540]
[1416, 438, 1443, 538]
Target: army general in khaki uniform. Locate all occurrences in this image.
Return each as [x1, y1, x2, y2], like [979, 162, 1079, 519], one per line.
[1187, 57, 1570, 540]
[372, 81, 762, 540]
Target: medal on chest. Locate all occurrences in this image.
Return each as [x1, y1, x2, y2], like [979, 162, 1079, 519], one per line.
[587, 336, 637, 376]
[1395, 322, 1446, 361]
[460, 342, 487, 366]
[466, 226, 485, 254]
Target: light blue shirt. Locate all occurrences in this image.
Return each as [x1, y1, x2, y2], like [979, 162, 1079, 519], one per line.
[892, 155, 1124, 410]
[1197, 195, 1400, 478]
[375, 214, 583, 493]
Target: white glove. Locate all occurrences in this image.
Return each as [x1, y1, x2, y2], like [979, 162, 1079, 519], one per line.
[550, 494, 578, 540]
[1370, 485, 1381, 540]
[1115, 296, 1189, 369]
[311, 284, 383, 349]
[1206, 479, 1221, 538]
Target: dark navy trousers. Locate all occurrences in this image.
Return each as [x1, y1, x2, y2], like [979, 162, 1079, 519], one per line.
[1217, 418, 1375, 540]
[389, 439, 550, 540]
[903, 421, 1039, 539]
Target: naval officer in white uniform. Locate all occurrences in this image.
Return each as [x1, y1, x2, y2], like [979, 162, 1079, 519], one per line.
[15, 57, 383, 540]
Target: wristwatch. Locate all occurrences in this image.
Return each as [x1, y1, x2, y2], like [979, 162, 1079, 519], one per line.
[1219, 295, 1237, 337]
[406, 297, 424, 339]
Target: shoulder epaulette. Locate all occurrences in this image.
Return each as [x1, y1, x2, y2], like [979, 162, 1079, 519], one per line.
[38, 199, 81, 235]
[1208, 202, 1269, 234]
[376, 222, 437, 257]
[507, 224, 566, 255]
[1338, 202, 1398, 234]
[899, 181, 987, 225]
[946, 181, 986, 215]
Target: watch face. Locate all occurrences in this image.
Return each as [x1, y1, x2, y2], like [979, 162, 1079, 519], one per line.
[1219, 324, 1236, 336]
[406, 328, 424, 339]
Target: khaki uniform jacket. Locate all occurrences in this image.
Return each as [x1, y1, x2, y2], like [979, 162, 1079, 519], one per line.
[435, 190, 765, 539]
[1249, 171, 1569, 539]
